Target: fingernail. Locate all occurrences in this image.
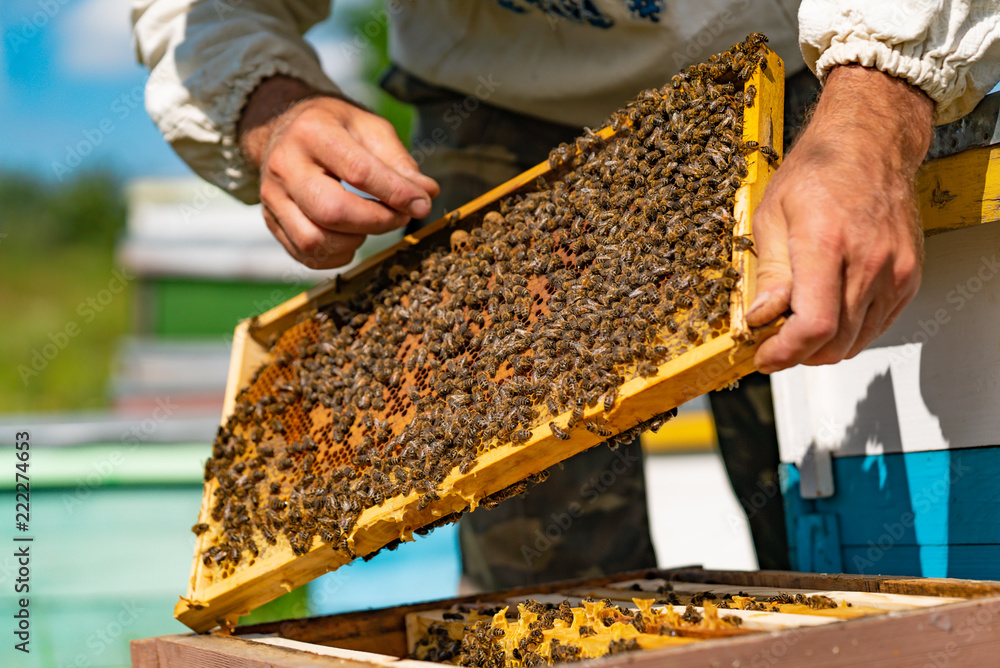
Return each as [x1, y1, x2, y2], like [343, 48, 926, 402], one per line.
[408, 197, 431, 219]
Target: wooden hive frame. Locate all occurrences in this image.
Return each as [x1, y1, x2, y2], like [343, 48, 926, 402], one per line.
[138, 568, 1000, 666]
[176, 47, 787, 632]
[400, 572, 981, 662]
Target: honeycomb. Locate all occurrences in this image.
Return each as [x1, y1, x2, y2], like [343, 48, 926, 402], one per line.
[193, 34, 774, 578]
[418, 597, 745, 666]
[410, 590, 848, 666]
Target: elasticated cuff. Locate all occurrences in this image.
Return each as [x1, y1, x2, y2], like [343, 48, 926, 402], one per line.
[813, 37, 981, 126]
[155, 57, 341, 203]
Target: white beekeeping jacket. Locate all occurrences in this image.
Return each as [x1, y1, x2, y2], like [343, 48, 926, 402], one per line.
[132, 0, 1000, 203]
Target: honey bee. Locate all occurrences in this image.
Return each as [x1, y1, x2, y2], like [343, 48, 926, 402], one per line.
[568, 403, 584, 427]
[585, 421, 614, 437]
[549, 422, 570, 440]
[636, 361, 658, 376]
[511, 429, 532, 443]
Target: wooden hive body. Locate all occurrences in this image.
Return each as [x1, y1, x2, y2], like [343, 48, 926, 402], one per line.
[136, 568, 1000, 666]
[176, 45, 787, 632]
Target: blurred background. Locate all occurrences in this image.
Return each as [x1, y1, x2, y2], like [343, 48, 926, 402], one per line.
[0, 1, 756, 666]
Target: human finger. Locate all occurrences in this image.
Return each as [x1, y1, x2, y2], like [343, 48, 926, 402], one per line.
[352, 113, 441, 198]
[307, 123, 433, 219]
[745, 197, 792, 328]
[263, 189, 366, 269]
[754, 221, 844, 373]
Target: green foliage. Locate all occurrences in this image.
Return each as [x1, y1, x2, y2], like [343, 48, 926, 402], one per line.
[0, 170, 125, 248]
[0, 171, 130, 413]
[0, 0, 416, 414]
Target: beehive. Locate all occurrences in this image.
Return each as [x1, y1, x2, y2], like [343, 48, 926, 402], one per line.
[136, 568, 1000, 666]
[176, 36, 786, 632]
[404, 575, 971, 667]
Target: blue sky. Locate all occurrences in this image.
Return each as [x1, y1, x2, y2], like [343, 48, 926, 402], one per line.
[8, 2, 990, 185]
[0, 0, 366, 183]
[1, 0, 188, 180]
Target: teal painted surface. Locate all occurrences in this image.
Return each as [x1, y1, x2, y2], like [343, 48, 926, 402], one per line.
[780, 463, 801, 570]
[0, 442, 461, 667]
[793, 513, 842, 573]
[840, 546, 1000, 580]
[309, 524, 461, 616]
[0, 486, 202, 668]
[781, 447, 1000, 579]
[0, 444, 208, 490]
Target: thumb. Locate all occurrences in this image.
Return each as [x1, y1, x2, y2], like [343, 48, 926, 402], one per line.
[745, 204, 792, 327]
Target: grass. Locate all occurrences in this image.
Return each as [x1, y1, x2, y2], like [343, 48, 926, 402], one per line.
[0, 235, 130, 414]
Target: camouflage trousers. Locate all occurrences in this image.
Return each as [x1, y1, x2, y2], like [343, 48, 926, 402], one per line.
[382, 65, 821, 590]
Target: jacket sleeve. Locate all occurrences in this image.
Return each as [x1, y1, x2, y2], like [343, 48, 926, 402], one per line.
[132, 0, 340, 203]
[799, 0, 1000, 124]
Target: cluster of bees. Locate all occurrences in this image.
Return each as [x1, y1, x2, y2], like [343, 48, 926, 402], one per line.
[414, 588, 845, 666]
[726, 591, 841, 612]
[448, 596, 743, 667]
[195, 34, 772, 570]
